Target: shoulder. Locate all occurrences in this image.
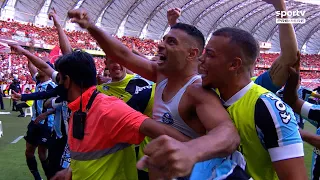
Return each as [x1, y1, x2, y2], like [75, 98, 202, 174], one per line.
[255, 92, 297, 134]
[186, 83, 220, 104]
[257, 92, 294, 120]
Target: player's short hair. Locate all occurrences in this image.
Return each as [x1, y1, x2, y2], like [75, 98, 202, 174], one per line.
[55, 51, 97, 88]
[171, 23, 205, 53]
[212, 27, 260, 66]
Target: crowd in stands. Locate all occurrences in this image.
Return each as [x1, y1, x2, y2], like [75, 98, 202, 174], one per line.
[0, 20, 158, 55]
[257, 53, 320, 68]
[0, 20, 319, 88]
[0, 53, 105, 85]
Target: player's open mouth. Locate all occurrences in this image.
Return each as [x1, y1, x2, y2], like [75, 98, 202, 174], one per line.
[157, 53, 167, 65]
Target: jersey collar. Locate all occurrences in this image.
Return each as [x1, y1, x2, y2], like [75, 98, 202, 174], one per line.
[223, 81, 254, 107]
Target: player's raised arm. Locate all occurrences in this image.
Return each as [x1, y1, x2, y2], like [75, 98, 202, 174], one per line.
[68, 9, 158, 82]
[265, 0, 298, 87]
[49, 8, 72, 54]
[9, 44, 55, 78]
[167, 8, 181, 27]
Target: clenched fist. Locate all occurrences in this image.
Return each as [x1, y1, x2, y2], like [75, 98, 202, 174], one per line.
[68, 9, 94, 29]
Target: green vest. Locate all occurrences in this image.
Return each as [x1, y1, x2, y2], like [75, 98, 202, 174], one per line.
[227, 83, 278, 180]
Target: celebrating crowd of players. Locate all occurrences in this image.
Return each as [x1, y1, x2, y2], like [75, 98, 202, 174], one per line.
[6, 0, 320, 179]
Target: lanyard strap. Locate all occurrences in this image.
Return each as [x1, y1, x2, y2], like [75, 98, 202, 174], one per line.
[86, 89, 100, 112]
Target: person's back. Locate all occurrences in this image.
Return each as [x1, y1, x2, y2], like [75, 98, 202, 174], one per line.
[68, 88, 144, 180]
[52, 51, 190, 180]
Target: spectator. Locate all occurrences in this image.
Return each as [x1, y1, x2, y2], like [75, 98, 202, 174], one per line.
[8, 78, 21, 111]
[15, 88, 34, 117]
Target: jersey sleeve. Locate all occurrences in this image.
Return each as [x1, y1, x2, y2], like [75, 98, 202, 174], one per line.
[254, 71, 281, 93]
[21, 88, 58, 101]
[103, 99, 147, 145]
[126, 85, 152, 114]
[301, 101, 320, 124]
[255, 92, 304, 162]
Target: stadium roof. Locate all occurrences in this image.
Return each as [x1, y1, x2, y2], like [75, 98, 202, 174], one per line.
[1, 0, 320, 54]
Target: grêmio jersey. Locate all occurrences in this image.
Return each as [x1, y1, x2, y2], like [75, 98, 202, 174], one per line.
[97, 73, 155, 169]
[224, 82, 303, 180]
[96, 73, 154, 116]
[300, 102, 320, 180]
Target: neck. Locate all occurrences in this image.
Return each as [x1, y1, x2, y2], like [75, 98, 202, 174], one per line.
[111, 73, 126, 82]
[166, 64, 198, 83]
[219, 75, 251, 102]
[68, 87, 91, 102]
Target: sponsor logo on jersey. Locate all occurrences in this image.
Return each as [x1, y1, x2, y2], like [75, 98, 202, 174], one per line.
[265, 93, 292, 124]
[162, 112, 174, 125]
[103, 85, 109, 91]
[314, 148, 320, 156]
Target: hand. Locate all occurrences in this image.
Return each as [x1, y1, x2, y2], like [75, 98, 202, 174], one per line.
[167, 8, 181, 26]
[283, 51, 300, 107]
[11, 90, 21, 100]
[137, 135, 197, 179]
[49, 8, 61, 27]
[68, 9, 94, 29]
[262, 0, 284, 4]
[9, 44, 26, 54]
[51, 168, 72, 180]
[34, 113, 48, 124]
[262, 0, 285, 9]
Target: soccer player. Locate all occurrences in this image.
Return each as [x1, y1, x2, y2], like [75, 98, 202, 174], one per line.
[47, 50, 191, 180]
[195, 0, 307, 177]
[11, 49, 56, 180]
[68, 8, 241, 180]
[97, 58, 155, 179]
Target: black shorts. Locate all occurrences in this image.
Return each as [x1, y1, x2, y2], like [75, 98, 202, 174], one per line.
[47, 133, 68, 178]
[24, 121, 52, 147]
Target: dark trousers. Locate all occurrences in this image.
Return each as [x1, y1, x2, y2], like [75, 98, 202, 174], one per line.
[47, 133, 68, 178]
[16, 103, 29, 115]
[12, 100, 17, 111]
[0, 94, 4, 109]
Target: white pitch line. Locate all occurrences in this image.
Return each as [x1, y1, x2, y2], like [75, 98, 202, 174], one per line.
[11, 136, 24, 144]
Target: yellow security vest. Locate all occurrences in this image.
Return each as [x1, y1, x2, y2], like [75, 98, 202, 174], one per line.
[97, 74, 155, 173]
[226, 83, 278, 180]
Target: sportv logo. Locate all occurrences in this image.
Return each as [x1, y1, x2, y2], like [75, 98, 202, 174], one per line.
[275, 10, 306, 24]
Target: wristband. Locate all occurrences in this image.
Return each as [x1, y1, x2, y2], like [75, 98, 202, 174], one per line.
[301, 101, 312, 118]
[52, 71, 59, 84]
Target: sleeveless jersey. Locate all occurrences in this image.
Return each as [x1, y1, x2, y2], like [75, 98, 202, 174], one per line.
[225, 82, 303, 180]
[153, 75, 201, 138]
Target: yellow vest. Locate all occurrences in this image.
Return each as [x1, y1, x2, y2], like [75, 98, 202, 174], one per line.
[226, 83, 278, 180]
[71, 145, 138, 180]
[97, 74, 135, 102]
[26, 89, 35, 107]
[26, 100, 34, 107]
[97, 74, 155, 172]
[137, 84, 156, 170]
